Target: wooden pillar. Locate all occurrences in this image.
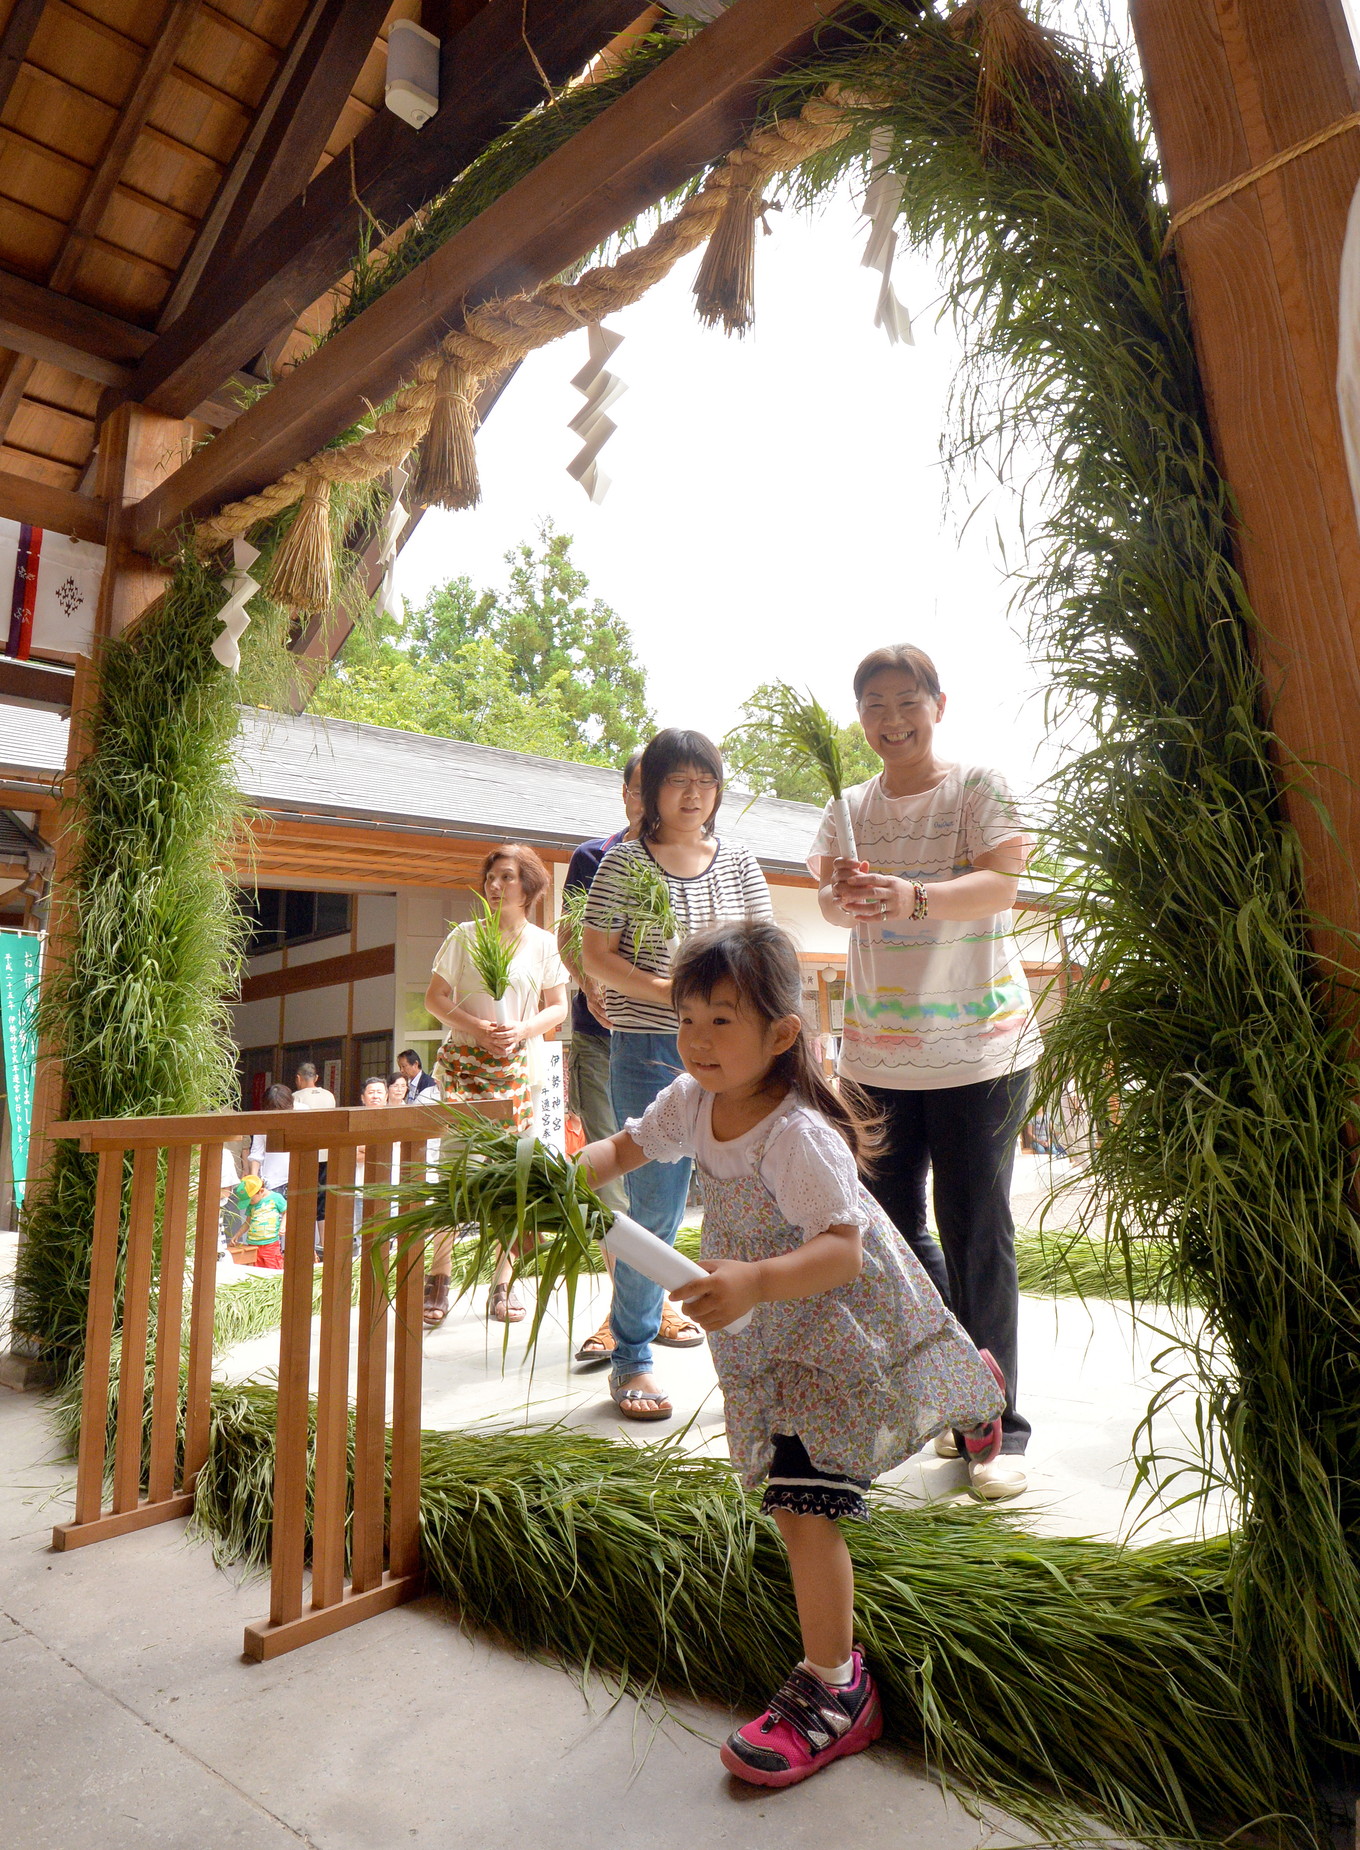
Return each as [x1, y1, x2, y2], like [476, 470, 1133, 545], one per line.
[1128, 0, 1360, 952]
[93, 401, 191, 638]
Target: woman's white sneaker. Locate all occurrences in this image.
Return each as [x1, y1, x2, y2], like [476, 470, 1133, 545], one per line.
[969, 1457, 1027, 1500]
[933, 1430, 960, 1458]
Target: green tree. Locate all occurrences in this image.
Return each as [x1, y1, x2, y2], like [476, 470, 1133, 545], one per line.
[307, 522, 653, 764]
[724, 682, 879, 802]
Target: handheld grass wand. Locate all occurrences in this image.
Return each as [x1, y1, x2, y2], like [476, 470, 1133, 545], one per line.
[725, 682, 860, 862]
[466, 892, 517, 1025]
[377, 1120, 752, 1338]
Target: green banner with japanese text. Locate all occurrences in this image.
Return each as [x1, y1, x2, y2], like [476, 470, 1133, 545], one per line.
[0, 931, 40, 1204]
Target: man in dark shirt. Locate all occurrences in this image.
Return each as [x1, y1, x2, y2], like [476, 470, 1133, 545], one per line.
[397, 1048, 439, 1103]
[560, 752, 643, 1363]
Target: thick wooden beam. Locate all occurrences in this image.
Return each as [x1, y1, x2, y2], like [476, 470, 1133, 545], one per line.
[0, 272, 153, 378]
[1129, 0, 1360, 955]
[94, 404, 186, 637]
[0, 469, 107, 543]
[130, 0, 844, 551]
[128, 0, 643, 419]
[238, 941, 395, 1004]
[204, 0, 397, 272]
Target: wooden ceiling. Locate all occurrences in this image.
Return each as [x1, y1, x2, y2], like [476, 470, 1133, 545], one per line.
[0, 0, 404, 491]
[0, 0, 849, 643]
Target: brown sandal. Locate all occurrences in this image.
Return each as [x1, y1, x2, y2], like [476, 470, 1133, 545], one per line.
[488, 1282, 525, 1323]
[655, 1306, 704, 1349]
[574, 1315, 615, 1364]
[423, 1273, 450, 1329]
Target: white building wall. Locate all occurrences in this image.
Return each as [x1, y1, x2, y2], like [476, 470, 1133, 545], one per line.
[283, 982, 348, 1042]
[768, 880, 847, 959]
[232, 996, 279, 1047]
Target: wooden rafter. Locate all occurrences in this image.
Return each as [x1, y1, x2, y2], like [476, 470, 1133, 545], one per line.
[130, 0, 846, 551]
[0, 0, 202, 444]
[200, 0, 398, 280]
[156, 0, 344, 332]
[0, 0, 46, 118]
[127, 0, 645, 419]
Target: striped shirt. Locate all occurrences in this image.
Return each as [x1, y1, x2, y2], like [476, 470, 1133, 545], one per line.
[584, 836, 772, 1032]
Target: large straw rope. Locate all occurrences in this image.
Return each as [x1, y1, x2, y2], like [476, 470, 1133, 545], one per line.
[192, 86, 869, 554]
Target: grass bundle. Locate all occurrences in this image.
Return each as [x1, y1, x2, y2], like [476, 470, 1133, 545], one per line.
[412, 356, 480, 511]
[768, 0, 1360, 1773]
[727, 681, 860, 858]
[618, 853, 680, 962]
[380, 1118, 612, 1347]
[264, 470, 334, 613]
[464, 893, 517, 1021]
[1013, 1226, 1192, 1307]
[556, 884, 591, 975]
[188, 1384, 1311, 1847]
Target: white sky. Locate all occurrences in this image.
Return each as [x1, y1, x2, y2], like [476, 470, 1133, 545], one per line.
[397, 203, 1055, 794]
[394, 0, 1360, 797]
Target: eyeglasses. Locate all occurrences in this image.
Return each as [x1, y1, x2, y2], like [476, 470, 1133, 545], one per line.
[662, 774, 719, 792]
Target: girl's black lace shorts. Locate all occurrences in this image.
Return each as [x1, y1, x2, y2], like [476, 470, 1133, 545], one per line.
[760, 1433, 871, 1524]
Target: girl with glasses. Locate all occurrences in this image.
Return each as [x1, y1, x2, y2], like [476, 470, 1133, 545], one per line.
[583, 728, 773, 1421]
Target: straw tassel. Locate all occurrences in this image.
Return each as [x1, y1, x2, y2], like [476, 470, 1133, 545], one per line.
[693, 166, 771, 335]
[948, 0, 1071, 156]
[414, 356, 481, 509]
[266, 470, 334, 613]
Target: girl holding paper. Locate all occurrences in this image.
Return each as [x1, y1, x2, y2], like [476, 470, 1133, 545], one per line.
[579, 920, 1003, 1789]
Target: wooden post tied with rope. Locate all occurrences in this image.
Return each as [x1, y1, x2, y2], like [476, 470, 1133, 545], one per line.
[48, 1100, 512, 1662]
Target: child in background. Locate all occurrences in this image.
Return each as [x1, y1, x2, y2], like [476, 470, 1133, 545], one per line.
[230, 1174, 286, 1269]
[579, 921, 1005, 1788]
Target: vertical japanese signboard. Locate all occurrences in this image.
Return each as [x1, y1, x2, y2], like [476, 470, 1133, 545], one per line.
[0, 932, 39, 1204]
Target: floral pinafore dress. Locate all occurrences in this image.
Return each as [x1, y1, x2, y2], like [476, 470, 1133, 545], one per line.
[702, 1106, 1003, 1491]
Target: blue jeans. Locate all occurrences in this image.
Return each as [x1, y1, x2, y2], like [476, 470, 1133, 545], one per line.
[608, 1031, 691, 1382]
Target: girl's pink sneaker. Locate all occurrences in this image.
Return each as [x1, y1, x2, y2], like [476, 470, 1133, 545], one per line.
[962, 1348, 1008, 1466]
[720, 1652, 883, 1787]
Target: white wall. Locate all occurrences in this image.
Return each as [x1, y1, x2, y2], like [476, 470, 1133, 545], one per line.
[768, 879, 847, 959]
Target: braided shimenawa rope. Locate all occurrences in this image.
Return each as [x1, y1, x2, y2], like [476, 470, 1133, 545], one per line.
[193, 87, 866, 554]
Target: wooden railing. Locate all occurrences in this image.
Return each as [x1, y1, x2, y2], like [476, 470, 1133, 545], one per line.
[49, 1100, 509, 1660]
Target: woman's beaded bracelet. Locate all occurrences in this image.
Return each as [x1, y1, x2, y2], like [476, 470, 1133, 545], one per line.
[910, 880, 929, 921]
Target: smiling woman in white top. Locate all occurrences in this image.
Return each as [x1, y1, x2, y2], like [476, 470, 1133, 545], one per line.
[422, 842, 568, 1329]
[809, 643, 1039, 1502]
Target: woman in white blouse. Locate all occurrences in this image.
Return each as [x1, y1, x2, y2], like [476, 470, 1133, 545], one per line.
[422, 842, 568, 1326]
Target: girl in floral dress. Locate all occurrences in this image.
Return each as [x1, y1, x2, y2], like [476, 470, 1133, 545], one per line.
[579, 920, 1004, 1788]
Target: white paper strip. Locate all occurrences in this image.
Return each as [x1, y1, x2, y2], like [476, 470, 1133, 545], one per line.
[601, 1212, 753, 1333]
[861, 128, 913, 347]
[210, 537, 260, 672]
[375, 460, 410, 624]
[567, 323, 626, 504]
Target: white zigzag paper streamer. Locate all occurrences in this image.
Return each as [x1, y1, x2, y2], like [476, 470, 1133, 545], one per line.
[861, 129, 912, 347]
[567, 323, 626, 504]
[210, 536, 261, 672]
[376, 460, 410, 623]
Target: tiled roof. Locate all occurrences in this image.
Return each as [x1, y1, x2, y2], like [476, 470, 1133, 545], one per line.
[0, 704, 824, 879]
[234, 709, 823, 877]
